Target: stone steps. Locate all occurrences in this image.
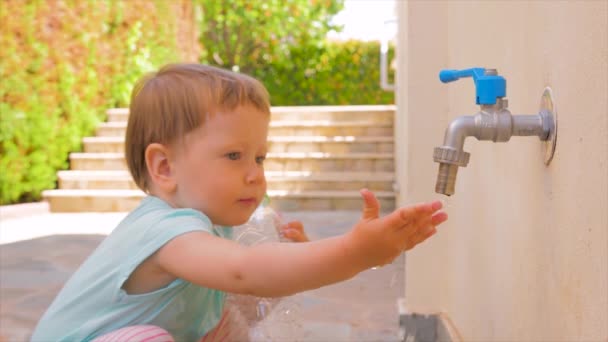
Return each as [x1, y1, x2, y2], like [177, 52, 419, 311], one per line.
[96, 121, 394, 137]
[105, 105, 395, 123]
[57, 170, 396, 192]
[44, 105, 397, 212]
[67, 152, 395, 172]
[42, 189, 396, 212]
[82, 136, 394, 154]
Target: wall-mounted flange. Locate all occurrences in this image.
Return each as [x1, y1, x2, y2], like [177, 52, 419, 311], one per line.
[540, 87, 558, 164]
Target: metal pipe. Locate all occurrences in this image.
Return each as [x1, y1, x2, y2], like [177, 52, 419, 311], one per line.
[512, 113, 551, 140]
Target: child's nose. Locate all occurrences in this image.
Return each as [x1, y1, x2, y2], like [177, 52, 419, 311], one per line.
[245, 164, 264, 184]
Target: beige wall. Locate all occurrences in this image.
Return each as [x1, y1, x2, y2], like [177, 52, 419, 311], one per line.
[395, 1, 607, 341]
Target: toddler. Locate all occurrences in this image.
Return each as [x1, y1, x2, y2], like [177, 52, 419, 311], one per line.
[32, 64, 447, 341]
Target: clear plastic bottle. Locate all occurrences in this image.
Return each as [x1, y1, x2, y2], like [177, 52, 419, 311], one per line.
[233, 195, 288, 245]
[229, 197, 302, 340]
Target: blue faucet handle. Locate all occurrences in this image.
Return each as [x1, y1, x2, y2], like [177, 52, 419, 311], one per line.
[439, 68, 485, 83]
[439, 67, 506, 105]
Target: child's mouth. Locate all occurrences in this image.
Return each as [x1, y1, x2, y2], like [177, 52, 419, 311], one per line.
[238, 198, 257, 205]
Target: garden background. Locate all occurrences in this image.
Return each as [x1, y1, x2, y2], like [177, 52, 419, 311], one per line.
[0, 0, 395, 205]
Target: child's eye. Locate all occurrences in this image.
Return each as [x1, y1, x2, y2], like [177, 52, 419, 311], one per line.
[226, 152, 241, 160]
[256, 155, 266, 164]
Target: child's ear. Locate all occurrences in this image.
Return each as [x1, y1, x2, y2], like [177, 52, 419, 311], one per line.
[145, 143, 176, 194]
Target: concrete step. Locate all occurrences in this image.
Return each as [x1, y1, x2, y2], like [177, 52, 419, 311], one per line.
[82, 136, 394, 154]
[106, 105, 396, 123]
[57, 170, 137, 189]
[42, 189, 144, 212]
[42, 189, 396, 212]
[69, 152, 395, 172]
[96, 120, 393, 137]
[57, 170, 396, 192]
[50, 105, 396, 213]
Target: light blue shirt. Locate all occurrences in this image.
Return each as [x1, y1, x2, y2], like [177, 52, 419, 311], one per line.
[32, 196, 232, 342]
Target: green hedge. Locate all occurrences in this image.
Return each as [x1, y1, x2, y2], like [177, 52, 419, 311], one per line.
[195, 0, 343, 75]
[251, 40, 395, 105]
[0, 0, 189, 204]
[0, 1, 394, 205]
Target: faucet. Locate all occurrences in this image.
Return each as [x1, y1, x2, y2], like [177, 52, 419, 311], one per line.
[433, 68, 557, 196]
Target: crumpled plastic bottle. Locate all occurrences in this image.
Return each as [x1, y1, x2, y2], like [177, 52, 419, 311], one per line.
[233, 196, 288, 245]
[229, 197, 302, 341]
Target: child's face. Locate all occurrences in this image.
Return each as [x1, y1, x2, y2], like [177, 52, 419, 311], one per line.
[171, 104, 269, 226]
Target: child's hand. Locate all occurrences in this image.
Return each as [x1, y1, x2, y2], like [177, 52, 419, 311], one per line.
[279, 221, 309, 242]
[347, 189, 448, 268]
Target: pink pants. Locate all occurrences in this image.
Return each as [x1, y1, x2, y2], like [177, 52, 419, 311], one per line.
[91, 307, 247, 342]
[91, 325, 173, 342]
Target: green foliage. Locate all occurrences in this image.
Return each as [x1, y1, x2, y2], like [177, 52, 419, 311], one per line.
[252, 40, 395, 105]
[0, 0, 393, 205]
[195, 0, 392, 105]
[0, 0, 185, 204]
[195, 0, 344, 74]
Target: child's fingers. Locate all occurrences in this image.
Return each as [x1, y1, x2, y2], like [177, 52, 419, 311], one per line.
[382, 200, 443, 231]
[286, 221, 304, 232]
[431, 211, 448, 226]
[282, 229, 298, 239]
[404, 202, 444, 231]
[360, 188, 380, 221]
[405, 210, 446, 240]
[397, 209, 446, 250]
[281, 228, 309, 242]
[279, 221, 309, 242]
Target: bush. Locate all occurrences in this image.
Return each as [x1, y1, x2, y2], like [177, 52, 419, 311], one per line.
[0, 0, 392, 205]
[0, 0, 193, 204]
[251, 40, 395, 105]
[195, 0, 344, 75]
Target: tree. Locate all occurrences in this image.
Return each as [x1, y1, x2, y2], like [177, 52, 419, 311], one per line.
[194, 0, 344, 74]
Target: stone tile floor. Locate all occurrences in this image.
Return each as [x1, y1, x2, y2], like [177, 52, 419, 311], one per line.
[0, 203, 402, 341]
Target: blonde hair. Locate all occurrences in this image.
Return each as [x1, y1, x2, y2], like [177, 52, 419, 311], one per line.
[125, 63, 271, 192]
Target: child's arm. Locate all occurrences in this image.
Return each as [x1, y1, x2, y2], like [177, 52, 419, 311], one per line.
[156, 189, 447, 297]
[226, 219, 308, 325]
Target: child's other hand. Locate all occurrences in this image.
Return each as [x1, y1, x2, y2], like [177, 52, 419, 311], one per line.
[348, 189, 448, 268]
[279, 221, 309, 242]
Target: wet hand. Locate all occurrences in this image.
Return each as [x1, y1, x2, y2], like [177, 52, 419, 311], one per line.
[348, 189, 448, 267]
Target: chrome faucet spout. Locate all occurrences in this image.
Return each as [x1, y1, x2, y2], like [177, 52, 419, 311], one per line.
[443, 116, 476, 151]
[433, 68, 557, 196]
[433, 98, 555, 196]
[433, 115, 475, 196]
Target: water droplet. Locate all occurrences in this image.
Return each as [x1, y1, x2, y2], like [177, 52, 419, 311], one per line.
[439, 197, 454, 210]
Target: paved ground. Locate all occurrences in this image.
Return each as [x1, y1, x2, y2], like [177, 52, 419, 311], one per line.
[0, 203, 403, 341]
